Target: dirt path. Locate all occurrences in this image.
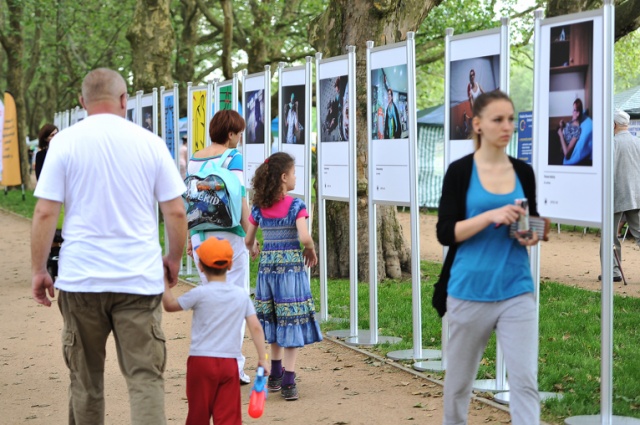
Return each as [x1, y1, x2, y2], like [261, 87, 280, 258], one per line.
[0, 209, 516, 425]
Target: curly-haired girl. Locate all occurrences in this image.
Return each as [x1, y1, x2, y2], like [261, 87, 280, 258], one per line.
[245, 152, 322, 401]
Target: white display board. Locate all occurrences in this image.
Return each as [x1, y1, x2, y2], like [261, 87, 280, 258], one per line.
[242, 68, 270, 189]
[446, 29, 502, 165]
[278, 62, 311, 198]
[317, 56, 350, 200]
[369, 45, 411, 205]
[535, 13, 604, 226]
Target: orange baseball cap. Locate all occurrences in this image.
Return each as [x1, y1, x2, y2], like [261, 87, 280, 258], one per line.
[195, 237, 233, 270]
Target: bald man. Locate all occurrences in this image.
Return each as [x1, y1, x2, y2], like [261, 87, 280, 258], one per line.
[600, 110, 640, 283]
[31, 68, 187, 424]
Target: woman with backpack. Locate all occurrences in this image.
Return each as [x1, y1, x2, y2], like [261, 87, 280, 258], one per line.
[186, 109, 256, 385]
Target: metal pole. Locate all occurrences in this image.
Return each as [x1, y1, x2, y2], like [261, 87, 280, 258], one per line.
[348, 45, 359, 338]
[315, 52, 329, 322]
[407, 32, 423, 360]
[264, 65, 271, 157]
[601, 1, 615, 423]
[366, 40, 378, 345]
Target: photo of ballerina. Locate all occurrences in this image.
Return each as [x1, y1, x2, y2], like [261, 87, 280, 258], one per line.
[319, 75, 348, 142]
[547, 21, 593, 166]
[281, 84, 306, 145]
[245, 89, 265, 145]
[449, 55, 500, 140]
[370, 65, 409, 140]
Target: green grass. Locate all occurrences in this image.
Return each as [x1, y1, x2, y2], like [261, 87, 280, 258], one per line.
[0, 187, 38, 217]
[3, 189, 639, 423]
[307, 272, 640, 423]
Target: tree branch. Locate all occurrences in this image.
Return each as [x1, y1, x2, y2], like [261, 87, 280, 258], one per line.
[220, 0, 233, 79]
[195, 0, 247, 48]
[0, 28, 8, 52]
[615, 0, 640, 41]
[24, 8, 44, 88]
[194, 61, 222, 83]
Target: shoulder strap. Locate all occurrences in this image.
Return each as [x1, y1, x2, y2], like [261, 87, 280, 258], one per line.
[216, 149, 234, 168]
[195, 149, 234, 173]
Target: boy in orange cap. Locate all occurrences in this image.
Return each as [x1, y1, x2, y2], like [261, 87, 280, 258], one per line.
[162, 236, 269, 425]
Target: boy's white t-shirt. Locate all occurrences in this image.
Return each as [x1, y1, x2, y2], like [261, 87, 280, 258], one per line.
[34, 113, 186, 295]
[178, 280, 256, 358]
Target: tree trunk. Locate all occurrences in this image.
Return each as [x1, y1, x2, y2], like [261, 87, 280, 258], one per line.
[0, 0, 30, 189]
[309, 0, 439, 281]
[126, 0, 175, 92]
[174, 0, 199, 118]
[220, 0, 234, 79]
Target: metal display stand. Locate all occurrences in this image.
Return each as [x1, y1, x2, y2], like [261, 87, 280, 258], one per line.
[183, 82, 213, 278]
[534, 3, 639, 423]
[348, 38, 421, 348]
[277, 58, 314, 289]
[565, 417, 640, 425]
[241, 66, 271, 289]
[469, 17, 510, 393]
[315, 47, 361, 342]
[160, 84, 180, 257]
[414, 318, 448, 372]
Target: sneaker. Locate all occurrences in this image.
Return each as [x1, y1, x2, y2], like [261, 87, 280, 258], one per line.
[239, 371, 251, 385]
[598, 275, 622, 283]
[267, 369, 283, 392]
[281, 383, 299, 401]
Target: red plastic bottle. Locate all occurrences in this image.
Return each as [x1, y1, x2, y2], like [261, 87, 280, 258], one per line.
[248, 366, 267, 418]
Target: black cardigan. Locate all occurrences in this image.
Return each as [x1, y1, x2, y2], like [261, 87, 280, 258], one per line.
[432, 153, 538, 317]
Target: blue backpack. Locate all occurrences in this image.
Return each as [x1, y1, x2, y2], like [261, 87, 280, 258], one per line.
[183, 149, 243, 232]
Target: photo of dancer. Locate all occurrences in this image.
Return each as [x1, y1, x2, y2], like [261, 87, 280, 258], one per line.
[449, 55, 500, 140]
[281, 84, 306, 145]
[319, 76, 348, 142]
[547, 21, 593, 166]
[370, 65, 409, 140]
[245, 89, 265, 145]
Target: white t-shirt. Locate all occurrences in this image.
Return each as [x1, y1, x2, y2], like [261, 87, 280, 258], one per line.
[178, 280, 256, 358]
[34, 113, 186, 295]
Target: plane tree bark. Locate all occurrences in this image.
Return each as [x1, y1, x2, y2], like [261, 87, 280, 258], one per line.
[308, 0, 440, 281]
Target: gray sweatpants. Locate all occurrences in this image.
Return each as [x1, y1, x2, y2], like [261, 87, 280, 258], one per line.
[443, 293, 540, 425]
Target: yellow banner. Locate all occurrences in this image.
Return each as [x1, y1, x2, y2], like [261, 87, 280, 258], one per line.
[2, 92, 21, 187]
[192, 90, 207, 154]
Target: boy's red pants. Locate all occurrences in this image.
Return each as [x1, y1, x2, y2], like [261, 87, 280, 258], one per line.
[185, 356, 241, 425]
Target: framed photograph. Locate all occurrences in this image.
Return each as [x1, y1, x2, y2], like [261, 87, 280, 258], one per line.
[449, 55, 500, 140]
[370, 64, 409, 141]
[319, 75, 348, 142]
[245, 89, 265, 145]
[547, 21, 594, 167]
[281, 84, 306, 145]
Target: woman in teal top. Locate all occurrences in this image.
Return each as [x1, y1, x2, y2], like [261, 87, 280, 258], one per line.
[436, 91, 540, 425]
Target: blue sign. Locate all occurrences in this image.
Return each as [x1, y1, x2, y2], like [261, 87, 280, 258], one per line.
[164, 94, 175, 159]
[517, 111, 533, 165]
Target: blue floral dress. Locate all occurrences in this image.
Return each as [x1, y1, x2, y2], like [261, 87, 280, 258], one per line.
[251, 197, 323, 348]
